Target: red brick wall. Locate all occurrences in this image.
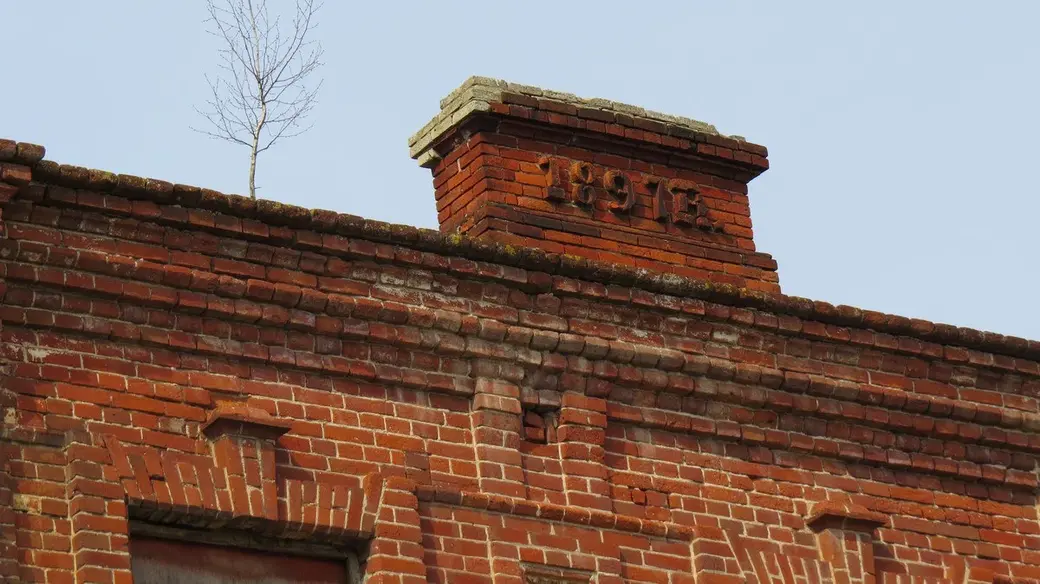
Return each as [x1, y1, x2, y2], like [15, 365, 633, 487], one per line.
[2, 141, 1040, 584]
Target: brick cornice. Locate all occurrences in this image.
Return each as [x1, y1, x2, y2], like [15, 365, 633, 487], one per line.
[3, 234, 1037, 449]
[4, 201, 1034, 386]
[0, 141, 1031, 364]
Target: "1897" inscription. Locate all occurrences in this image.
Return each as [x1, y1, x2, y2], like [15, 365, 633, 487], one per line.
[538, 156, 719, 231]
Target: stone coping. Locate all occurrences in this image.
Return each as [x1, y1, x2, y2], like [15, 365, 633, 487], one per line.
[408, 76, 754, 162]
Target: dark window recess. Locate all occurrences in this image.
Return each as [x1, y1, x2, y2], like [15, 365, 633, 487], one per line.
[523, 408, 559, 444]
[130, 536, 355, 584]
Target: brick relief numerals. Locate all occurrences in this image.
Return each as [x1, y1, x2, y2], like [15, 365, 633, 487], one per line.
[569, 161, 597, 206]
[538, 155, 718, 231]
[603, 169, 634, 212]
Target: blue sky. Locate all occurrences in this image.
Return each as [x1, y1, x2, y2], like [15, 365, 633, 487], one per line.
[3, 2, 1038, 340]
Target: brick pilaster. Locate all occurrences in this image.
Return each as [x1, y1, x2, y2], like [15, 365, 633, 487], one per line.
[471, 378, 526, 498]
[557, 392, 610, 511]
[692, 526, 745, 584]
[71, 433, 133, 584]
[816, 529, 872, 584]
[364, 477, 425, 584]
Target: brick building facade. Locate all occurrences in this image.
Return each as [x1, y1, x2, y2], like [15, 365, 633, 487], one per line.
[1, 77, 1038, 584]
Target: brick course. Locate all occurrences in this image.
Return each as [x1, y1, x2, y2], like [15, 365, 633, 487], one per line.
[1, 78, 1039, 584]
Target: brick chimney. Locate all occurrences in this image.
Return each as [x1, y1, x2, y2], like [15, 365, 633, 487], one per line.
[410, 77, 779, 293]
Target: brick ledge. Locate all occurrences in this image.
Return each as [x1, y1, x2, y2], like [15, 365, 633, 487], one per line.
[201, 404, 293, 441]
[805, 501, 887, 532]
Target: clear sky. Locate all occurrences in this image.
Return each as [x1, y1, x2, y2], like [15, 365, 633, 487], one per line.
[3, 2, 1038, 340]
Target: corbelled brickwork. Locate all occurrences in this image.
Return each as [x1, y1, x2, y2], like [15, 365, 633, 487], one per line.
[2, 78, 1040, 584]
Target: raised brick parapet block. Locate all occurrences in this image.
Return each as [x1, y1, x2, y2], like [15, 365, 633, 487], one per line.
[409, 77, 781, 293]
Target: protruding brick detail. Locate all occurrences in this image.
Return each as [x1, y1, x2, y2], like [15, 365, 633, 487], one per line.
[103, 435, 381, 536]
[806, 501, 888, 532]
[804, 502, 888, 584]
[200, 402, 294, 441]
[557, 392, 610, 512]
[471, 377, 527, 499]
[366, 477, 425, 584]
[411, 77, 780, 292]
[816, 528, 874, 584]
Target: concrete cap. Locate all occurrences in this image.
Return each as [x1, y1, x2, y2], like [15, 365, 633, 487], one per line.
[408, 76, 733, 163]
